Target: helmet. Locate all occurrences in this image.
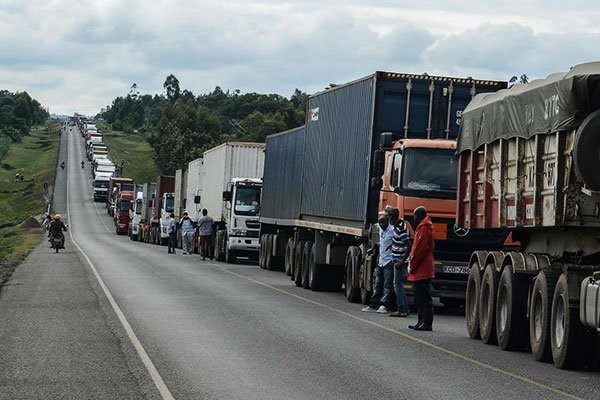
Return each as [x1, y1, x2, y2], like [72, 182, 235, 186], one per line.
[54, 214, 61, 220]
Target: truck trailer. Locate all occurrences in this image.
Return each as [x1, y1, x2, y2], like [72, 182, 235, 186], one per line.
[201, 142, 264, 263]
[459, 62, 600, 370]
[259, 71, 508, 306]
[149, 175, 175, 245]
[138, 182, 156, 243]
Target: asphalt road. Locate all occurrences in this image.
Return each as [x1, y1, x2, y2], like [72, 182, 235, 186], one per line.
[2, 127, 600, 399]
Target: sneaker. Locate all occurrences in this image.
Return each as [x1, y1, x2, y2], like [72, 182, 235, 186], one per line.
[376, 305, 389, 314]
[361, 306, 378, 313]
[389, 311, 408, 318]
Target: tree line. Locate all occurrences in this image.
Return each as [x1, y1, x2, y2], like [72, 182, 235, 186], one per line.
[98, 74, 308, 174]
[0, 91, 49, 161]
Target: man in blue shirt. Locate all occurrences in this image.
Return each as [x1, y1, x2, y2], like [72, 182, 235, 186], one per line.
[362, 215, 395, 314]
[388, 208, 411, 317]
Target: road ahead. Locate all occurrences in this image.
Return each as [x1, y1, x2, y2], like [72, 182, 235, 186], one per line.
[1, 127, 600, 399]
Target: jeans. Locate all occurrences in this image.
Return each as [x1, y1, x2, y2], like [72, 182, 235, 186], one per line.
[393, 265, 409, 313]
[183, 234, 194, 254]
[370, 261, 394, 308]
[168, 233, 176, 253]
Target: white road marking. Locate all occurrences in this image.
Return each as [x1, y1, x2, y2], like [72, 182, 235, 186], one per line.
[66, 132, 175, 400]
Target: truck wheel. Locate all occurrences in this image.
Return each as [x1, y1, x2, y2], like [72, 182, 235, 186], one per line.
[301, 242, 313, 289]
[294, 241, 306, 287]
[551, 272, 594, 369]
[360, 262, 373, 305]
[160, 237, 168, 246]
[285, 238, 295, 277]
[479, 263, 500, 345]
[258, 235, 266, 269]
[345, 246, 361, 303]
[308, 244, 326, 291]
[574, 109, 600, 191]
[226, 246, 237, 264]
[265, 234, 273, 270]
[529, 270, 559, 362]
[466, 265, 482, 339]
[496, 265, 530, 351]
[132, 234, 138, 242]
[215, 232, 225, 262]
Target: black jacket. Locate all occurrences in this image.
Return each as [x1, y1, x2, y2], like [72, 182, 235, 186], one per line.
[49, 220, 67, 234]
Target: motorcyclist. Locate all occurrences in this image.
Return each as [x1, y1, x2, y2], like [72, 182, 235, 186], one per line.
[60, 161, 66, 170]
[48, 214, 68, 249]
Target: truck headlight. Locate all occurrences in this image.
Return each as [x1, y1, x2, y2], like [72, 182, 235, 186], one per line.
[230, 229, 247, 236]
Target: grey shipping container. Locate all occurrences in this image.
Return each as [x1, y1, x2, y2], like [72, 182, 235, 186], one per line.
[300, 72, 506, 229]
[261, 126, 305, 221]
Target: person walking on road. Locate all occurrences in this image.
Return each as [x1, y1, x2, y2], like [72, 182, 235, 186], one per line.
[407, 206, 435, 331]
[388, 208, 411, 318]
[179, 211, 194, 255]
[167, 212, 177, 254]
[197, 209, 214, 261]
[362, 215, 395, 314]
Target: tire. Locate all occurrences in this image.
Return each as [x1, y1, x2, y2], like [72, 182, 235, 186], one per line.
[496, 265, 530, 351]
[294, 240, 306, 287]
[265, 234, 273, 270]
[225, 246, 236, 264]
[215, 232, 225, 262]
[285, 238, 295, 277]
[308, 245, 326, 291]
[345, 246, 361, 303]
[479, 263, 500, 345]
[466, 265, 482, 339]
[574, 109, 600, 190]
[132, 234, 138, 242]
[301, 242, 313, 289]
[258, 235, 266, 269]
[529, 270, 559, 362]
[551, 272, 594, 369]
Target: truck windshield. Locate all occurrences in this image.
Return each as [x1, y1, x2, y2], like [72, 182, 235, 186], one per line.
[401, 148, 457, 198]
[234, 186, 261, 216]
[119, 200, 131, 212]
[135, 200, 143, 214]
[164, 196, 175, 213]
[94, 181, 109, 188]
[121, 183, 135, 191]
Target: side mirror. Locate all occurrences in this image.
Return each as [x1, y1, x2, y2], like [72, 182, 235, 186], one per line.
[194, 195, 201, 204]
[380, 132, 394, 150]
[222, 191, 232, 202]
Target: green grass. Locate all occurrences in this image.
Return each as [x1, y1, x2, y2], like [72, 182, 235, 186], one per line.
[0, 121, 61, 283]
[99, 126, 159, 184]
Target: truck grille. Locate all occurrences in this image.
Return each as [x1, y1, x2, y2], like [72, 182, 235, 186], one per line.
[245, 220, 260, 229]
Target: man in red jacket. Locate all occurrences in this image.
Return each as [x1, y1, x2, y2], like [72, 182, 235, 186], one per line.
[407, 206, 435, 331]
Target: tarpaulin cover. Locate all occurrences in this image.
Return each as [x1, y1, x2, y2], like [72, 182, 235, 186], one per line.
[457, 62, 600, 153]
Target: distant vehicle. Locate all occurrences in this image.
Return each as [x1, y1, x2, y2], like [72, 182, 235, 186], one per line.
[93, 175, 111, 202]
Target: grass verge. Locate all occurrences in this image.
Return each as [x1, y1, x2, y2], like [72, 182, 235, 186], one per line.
[0, 121, 61, 286]
[98, 125, 159, 184]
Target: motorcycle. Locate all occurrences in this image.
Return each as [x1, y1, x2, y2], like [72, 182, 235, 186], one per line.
[51, 233, 63, 253]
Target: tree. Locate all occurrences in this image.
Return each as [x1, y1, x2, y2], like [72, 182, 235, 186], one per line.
[163, 74, 181, 102]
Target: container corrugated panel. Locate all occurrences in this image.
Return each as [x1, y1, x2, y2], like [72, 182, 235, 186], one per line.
[202, 142, 265, 222]
[261, 126, 305, 221]
[302, 76, 376, 227]
[185, 158, 203, 221]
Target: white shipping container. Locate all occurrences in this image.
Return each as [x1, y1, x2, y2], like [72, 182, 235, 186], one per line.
[186, 158, 204, 221]
[201, 142, 265, 221]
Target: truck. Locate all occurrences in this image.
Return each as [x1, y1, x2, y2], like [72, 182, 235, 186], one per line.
[107, 177, 134, 217]
[115, 187, 135, 235]
[200, 143, 264, 263]
[458, 62, 600, 370]
[93, 175, 111, 202]
[148, 175, 175, 245]
[128, 184, 144, 241]
[259, 71, 508, 307]
[138, 182, 156, 243]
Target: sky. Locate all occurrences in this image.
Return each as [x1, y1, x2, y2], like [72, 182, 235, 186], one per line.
[0, 0, 599, 115]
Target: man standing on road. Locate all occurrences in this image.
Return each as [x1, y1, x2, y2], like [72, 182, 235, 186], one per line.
[407, 206, 435, 331]
[197, 209, 214, 261]
[362, 215, 394, 314]
[388, 208, 411, 318]
[179, 211, 195, 255]
[167, 212, 177, 254]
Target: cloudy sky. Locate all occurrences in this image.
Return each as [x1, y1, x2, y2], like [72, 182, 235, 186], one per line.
[1, 0, 598, 115]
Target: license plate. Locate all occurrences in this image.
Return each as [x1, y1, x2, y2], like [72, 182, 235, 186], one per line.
[442, 265, 469, 274]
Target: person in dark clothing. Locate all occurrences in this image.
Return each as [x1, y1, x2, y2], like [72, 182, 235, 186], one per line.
[407, 206, 435, 331]
[167, 213, 177, 254]
[49, 214, 68, 249]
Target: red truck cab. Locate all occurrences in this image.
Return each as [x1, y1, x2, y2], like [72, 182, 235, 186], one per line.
[115, 185, 135, 235]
